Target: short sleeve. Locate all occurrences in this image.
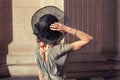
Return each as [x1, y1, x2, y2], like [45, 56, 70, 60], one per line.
[50, 43, 71, 58]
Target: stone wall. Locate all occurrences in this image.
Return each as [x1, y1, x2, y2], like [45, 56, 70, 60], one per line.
[0, 0, 64, 77]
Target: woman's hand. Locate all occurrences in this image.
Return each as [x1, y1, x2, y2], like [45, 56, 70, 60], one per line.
[50, 22, 65, 32]
[51, 22, 93, 51]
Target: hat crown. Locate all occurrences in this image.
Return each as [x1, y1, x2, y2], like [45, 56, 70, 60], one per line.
[31, 6, 69, 45]
[34, 14, 62, 44]
[38, 14, 58, 35]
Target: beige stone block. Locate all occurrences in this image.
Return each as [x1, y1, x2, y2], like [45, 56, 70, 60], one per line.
[8, 43, 36, 55]
[12, 24, 36, 42]
[7, 49, 35, 56]
[12, 29, 33, 39]
[23, 8, 39, 33]
[22, 8, 41, 41]
[12, 0, 24, 8]
[40, 0, 55, 7]
[12, 7, 37, 43]
[39, 0, 63, 8]
[13, 33, 30, 41]
[40, 0, 64, 11]
[0, 55, 36, 64]
[0, 65, 38, 76]
[0, 1, 65, 77]
[8, 31, 36, 43]
[22, 0, 41, 7]
[9, 24, 36, 55]
[12, 8, 24, 25]
[6, 55, 36, 64]
[12, 0, 41, 8]
[12, 24, 25, 33]
[23, 7, 40, 21]
[9, 65, 37, 76]
[23, 32, 36, 42]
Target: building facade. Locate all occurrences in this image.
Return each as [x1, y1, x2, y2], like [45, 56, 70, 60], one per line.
[0, 0, 120, 79]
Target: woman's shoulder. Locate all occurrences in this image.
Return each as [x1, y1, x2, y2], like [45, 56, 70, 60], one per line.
[53, 42, 69, 48]
[35, 43, 39, 54]
[52, 42, 71, 52]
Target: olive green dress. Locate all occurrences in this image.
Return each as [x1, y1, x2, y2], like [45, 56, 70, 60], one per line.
[35, 43, 71, 80]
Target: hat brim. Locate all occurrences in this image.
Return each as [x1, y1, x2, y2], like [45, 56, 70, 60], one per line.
[37, 32, 65, 45]
[31, 6, 68, 45]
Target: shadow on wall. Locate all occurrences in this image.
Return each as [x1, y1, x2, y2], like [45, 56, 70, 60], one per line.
[0, 0, 13, 78]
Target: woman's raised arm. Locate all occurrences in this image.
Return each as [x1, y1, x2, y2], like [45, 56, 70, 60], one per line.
[50, 23, 93, 51]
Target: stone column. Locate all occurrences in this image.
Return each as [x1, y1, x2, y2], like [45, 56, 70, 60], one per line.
[116, 0, 120, 59]
[0, 0, 64, 77]
[114, 0, 120, 78]
[8, 0, 64, 56]
[0, 0, 12, 77]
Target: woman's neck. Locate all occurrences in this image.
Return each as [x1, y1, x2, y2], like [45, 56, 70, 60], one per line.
[40, 44, 48, 51]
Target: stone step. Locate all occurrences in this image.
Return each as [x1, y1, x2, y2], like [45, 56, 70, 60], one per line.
[0, 42, 36, 55]
[0, 63, 114, 77]
[0, 55, 36, 64]
[0, 64, 119, 78]
[3, 77, 118, 80]
[0, 77, 39, 80]
[0, 55, 119, 78]
[1, 77, 120, 80]
[0, 54, 109, 64]
[0, 56, 112, 72]
[66, 62, 112, 72]
[0, 64, 37, 77]
[90, 77, 105, 80]
[0, 77, 78, 80]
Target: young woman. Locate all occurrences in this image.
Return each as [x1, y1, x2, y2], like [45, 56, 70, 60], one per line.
[33, 14, 93, 80]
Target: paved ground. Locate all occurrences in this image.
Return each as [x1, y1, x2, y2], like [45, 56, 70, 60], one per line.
[0, 77, 120, 80]
[0, 77, 77, 80]
[0, 77, 38, 80]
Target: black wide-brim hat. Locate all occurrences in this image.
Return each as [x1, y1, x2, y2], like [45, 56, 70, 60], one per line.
[31, 6, 69, 45]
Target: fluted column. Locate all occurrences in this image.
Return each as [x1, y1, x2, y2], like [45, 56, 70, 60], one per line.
[116, 0, 120, 59]
[0, 0, 64, 77]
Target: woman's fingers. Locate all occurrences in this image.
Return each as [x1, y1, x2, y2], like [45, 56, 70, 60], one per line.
[50, 22, 64, 32]
[50, 26, 60, 31]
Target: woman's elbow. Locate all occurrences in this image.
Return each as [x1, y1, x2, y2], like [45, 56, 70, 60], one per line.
[86, 36, 93, 43]
[89, 36, 93, 41]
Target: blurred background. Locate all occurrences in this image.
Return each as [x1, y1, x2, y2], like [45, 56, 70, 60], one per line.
[0, 0, 120, 80]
